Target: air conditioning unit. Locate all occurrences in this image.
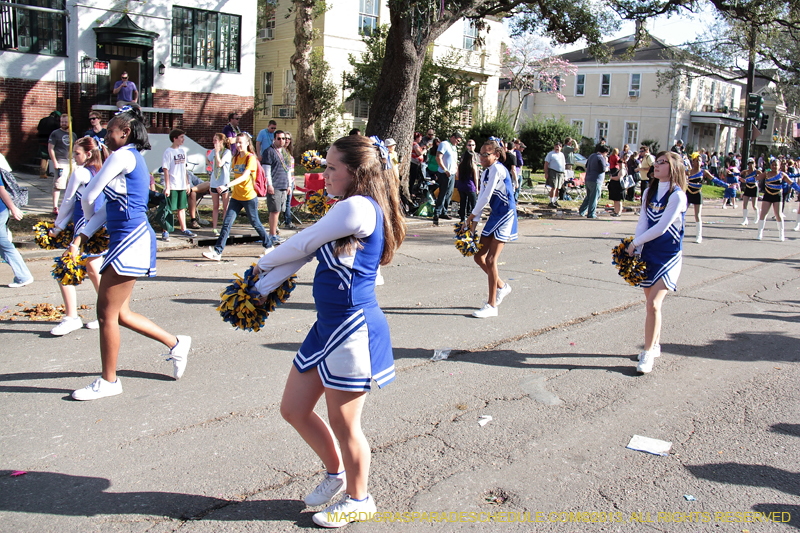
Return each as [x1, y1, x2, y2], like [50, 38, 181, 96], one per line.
[278, 107, 293, 118]
[628, 90, 640, 97]
[258, 28, 274, 40]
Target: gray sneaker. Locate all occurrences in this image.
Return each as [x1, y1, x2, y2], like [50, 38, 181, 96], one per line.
[304, 473, 346, 506]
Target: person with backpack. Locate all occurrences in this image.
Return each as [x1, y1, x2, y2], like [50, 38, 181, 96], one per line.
[202, 133, 270, 261]
[0, 168, 33, 288]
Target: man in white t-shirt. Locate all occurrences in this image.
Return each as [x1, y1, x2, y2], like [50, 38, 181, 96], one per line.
[544, 142, 566, 207]
[162, 129, 195, 240]
[432, 130, 462, 225]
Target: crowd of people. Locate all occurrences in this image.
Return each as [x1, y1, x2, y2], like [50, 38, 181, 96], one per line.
[3, 109, 800, 528]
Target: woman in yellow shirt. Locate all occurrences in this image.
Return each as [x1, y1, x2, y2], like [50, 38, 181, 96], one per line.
[203, 133, 270, 260]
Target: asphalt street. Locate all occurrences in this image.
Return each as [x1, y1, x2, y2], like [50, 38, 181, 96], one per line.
[1, 200, 799, 532]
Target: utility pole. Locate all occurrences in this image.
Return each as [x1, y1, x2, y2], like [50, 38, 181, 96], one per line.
[741, 25, 757, 166]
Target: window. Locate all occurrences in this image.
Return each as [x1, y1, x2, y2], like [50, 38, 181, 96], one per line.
[600, 74, 611, 96]
[575, 74, 585, 96]
[709, 81, 715, 107]
[459, 88, 474, 127]
[571, 119, 584, 135]
[684, 77, 692, 99]
[541, 75, 561, 93]
[259, 15, 275, 40]
[345, 98, 370, 119]
[523, 94, 528, 111]
[629, 73, 641, 92]
[624, 122, 639, 145]
[358, 0, 378, 36]
[463, 19, 477, 51]
[261, 71, 273, 117]
[0, 0, 66, 55]
[696, 79, 705, 110]
[596, 121, 608, 142]
[171, 6, 240, 72]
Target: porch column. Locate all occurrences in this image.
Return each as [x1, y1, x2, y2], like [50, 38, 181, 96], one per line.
[714, 123, 721, 154]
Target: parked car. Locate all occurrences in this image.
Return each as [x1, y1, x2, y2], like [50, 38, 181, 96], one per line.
[573, 153, 587, 172]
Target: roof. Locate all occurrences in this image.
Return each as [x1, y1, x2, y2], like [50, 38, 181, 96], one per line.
[559, 33, 673, 64]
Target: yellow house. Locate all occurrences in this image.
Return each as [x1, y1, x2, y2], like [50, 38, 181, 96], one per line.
[254, 0, 507, 145]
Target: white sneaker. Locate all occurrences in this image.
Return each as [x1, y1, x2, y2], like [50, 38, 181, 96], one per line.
[312, 494, 377, 528]
[695, 235, 702, 244]
[72, 377, 123, 401]
[202, 247, 221, 261]
[304, 473, 346, 506]
[636, 350, 656, 374]
[375, 273, 385, 286]
[495, 283, 512, 305]
[472, 303, 498, 318]
[638, 344, 661, 360]
[85, 320, 99, 329]
[794, 223, 800, 232]
[50, 316, 83, 336]
[169, 335, 191, 379]
[8, 279, 33, 288]
[740, 219, 749, 226]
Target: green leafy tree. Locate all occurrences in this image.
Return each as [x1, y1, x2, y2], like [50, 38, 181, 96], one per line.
[518, 117, 581, 171]
[344, 26, 475, 139]
[465, 113, 517, 152]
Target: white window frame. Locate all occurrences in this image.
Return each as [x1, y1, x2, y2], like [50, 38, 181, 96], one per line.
[629, 73, 641, 92]
[596, 120, 609, 142]
[709, 81, 716, 107]
[571, 119, 584, 135]
[358, 0, 379, 36]
[575, 73, 585, 96]
[261, 71, 273, 117]
[684, 76, 692, 99]
[624, 121, 639, 145]
[600, 74, 611, 96]
[463, 19, 477, 51]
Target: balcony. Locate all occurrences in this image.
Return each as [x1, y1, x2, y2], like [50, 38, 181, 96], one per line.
[690, 106, 743, 128]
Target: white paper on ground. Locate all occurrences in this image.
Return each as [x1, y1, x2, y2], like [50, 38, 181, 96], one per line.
[626, 435, 672, 456]
[478, 415, 492, 427]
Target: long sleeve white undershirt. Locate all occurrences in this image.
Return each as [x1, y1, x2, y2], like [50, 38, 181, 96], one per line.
[53, 167, 92, 232]
[471, 162, 507, 217]
[82, 146, 137, 220]
[633, 182, 687, 250]
[254, 195, 378, 295]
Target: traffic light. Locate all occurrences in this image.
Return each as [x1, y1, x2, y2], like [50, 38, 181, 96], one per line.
[746, 93, 764, 120]
[759, 113, 769, 131]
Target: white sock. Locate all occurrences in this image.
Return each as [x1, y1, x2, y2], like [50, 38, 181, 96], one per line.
[742, 208, 748, 222]
[696, 220, 703, 239]
[757, 219, 765, 239]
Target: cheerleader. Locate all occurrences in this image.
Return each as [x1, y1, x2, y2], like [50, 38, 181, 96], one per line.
[48, 136, 108, 336]
[252, 135, 405, 528]
[722, 164, 740, 209]
[626, 151, 688, 374]
[755, 158, 800, 241]
[464, 139, 518, 318]
[738, 158, 759, 226]
[685, 153, 723, 244]
[70, 105, 191, 401]
[784, 159, 799, 231]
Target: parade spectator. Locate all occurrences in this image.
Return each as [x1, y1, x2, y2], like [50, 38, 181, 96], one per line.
[638, 145, 655, 195]
[222, 112, 242, 156]
[161, 128, 195, 240]
[607, 148, 624, 216]
[187, 172, 211, 230]
[0, 174, 33, 288]
[455, 150, 478, 224]
[465, 139, 517, 318]
[626, 151, 639, 201]
[422, 128, 435, 148]
[544, 141, 566, 208]
[283, 131, 297, 230]
[626, 151, 688, 374]
[203, 133, 270, 260]
[48, 113, 77, 213]
[578, 145, 609, 219]
[410, 132, 427, 195]
[207, 133, 232, 235]
[349, 128, 362, 136]
[256, 120, 277, 158]
[37, 110, 61, 179]
[112, 71, 138, 107]
[513, 139, 524, 199]
[261, 130, 291, 245]
[254, 134, 405, 528]
[426, 138, 440, 182]
[709, 151, 719, 177]
[84, 112, 106, 146]
[432, 131, 462, 225]
[670, 139, 684, 155]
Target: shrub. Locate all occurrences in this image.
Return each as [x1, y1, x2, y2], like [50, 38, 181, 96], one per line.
[465, 113, 517, 152]
[518, 117, 581, 171]
[640, 139, 661, 154]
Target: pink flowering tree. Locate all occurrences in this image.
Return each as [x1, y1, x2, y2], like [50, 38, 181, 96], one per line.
[500, 35, 578, 130]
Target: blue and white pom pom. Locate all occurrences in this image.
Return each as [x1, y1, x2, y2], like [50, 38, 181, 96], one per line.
[307, 190, 331, 217]
[217, 263, 298, 332]
[611, 236, 647, 287]
[82, 227, 109, 256]
[51, 254, 88, 286]
[34, 221, 74, 250]
[453, 223, 482, 257]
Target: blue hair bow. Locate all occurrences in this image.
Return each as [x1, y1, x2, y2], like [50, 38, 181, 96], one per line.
[115, 105, 133, 116]
[488, 136, 504, 148]
[369, 136, 392, 170]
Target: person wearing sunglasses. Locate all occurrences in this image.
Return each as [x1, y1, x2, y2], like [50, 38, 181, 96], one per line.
[625, 151, 688, 374]
[84, 114, 106, 146]
[112, 71, 138, 108]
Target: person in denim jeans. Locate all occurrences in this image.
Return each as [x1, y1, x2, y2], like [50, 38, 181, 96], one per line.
[0, 183, 33, 287]
[202, 133, 269, 261]
[579, 145, 609, 219]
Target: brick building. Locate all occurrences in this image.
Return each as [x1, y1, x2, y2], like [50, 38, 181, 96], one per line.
[0, 0, 256, 168]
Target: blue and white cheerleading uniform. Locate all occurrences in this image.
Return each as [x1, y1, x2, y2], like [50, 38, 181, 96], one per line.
[255, 195, 395, 392]
[633, 182, 687, 291]
[762, 172, 786, 204]
[472, 161, 517, 242]
[54, 166, 107, 256]
[82, 144, 156, 277]
[741, 170, 759, 198]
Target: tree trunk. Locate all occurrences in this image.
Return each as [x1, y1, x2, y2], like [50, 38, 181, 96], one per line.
[291, 0, 316, 155]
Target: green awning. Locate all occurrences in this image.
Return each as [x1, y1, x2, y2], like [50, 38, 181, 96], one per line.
[93, 14, 159, 48]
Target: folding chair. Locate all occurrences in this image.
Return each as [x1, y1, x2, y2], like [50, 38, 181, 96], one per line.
[289, 194, 305, 224]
